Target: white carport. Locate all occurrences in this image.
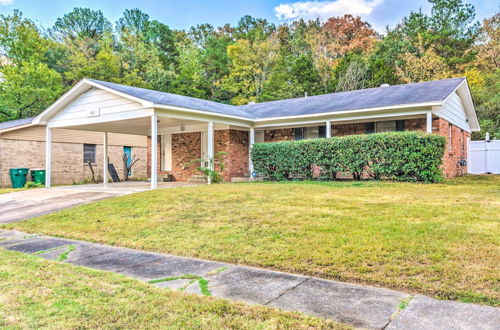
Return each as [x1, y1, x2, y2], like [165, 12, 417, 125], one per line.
[33, 79, 253, 189]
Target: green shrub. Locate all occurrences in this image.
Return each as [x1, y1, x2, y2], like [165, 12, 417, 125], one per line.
[251, 132, 446, 183]
[24, 181, 44, 189]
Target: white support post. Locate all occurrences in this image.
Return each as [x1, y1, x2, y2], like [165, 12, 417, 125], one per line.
[150, 115, 158, 189]
[326, 120, 331, 138]
[45, 127, 52, 188]
[249, 127, 255, 175]
[426, 112, 433, 133]
[207, 121, 214, 184]
[103, 132, 108, 186]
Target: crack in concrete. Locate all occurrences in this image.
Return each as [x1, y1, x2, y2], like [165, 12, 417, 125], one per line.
[263, 277, 311, 306]
[382, 295, 415, 330]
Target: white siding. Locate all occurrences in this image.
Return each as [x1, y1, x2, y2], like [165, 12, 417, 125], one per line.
[50, 88, 145, 125]
[433, 92, 471, 132]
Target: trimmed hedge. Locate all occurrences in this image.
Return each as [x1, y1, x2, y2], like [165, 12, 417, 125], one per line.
[251, 132, 446, 183]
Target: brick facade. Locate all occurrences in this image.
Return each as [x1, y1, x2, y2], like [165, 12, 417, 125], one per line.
[261, 118, 468, 178]
[148, 129, 249, 182]
[215, 129, 249, 180]
[0, 139, 147, 187]
[264, 128, 294, 142]
[145, 117, 469, 182]
[432, 117, 469, 178]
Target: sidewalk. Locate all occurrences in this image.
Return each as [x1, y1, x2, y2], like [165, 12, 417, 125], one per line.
[1, 229, 498, 329]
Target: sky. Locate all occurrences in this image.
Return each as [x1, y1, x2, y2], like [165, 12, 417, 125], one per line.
[0, 0, 497, 33]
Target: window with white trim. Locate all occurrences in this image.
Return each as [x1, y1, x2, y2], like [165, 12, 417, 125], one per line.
[293, 126, 327, 140]
[83, 144, 96, 164]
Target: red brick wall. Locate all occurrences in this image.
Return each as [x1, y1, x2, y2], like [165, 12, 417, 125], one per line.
[147, 129, 249, 182]
[264, 128, 294, 142]
[405, 118, 426, 131]
[171, 132, 202, 181]
[215, 129, 249, 181]
[432, 118, 469, 178]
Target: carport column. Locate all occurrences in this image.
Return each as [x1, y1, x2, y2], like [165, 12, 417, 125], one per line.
[426, 112, 433, 133]
[207, 121, 214, 184]
[103, 132, 108, 186]
[45, 126, 52, 188]
[326, 120, 331, 138]
[150, 115, 158, 189]
[249, 127, 255, 175]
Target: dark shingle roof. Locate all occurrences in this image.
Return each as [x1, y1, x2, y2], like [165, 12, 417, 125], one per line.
[89, 77, 465, 120]
[88, 79, 253, 119]
[240, 77, 465, 119]
[0, 117, 33, 131]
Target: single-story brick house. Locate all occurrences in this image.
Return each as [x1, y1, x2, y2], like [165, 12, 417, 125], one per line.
[0, 117, 147, 187]
[31, 77, 479, 189]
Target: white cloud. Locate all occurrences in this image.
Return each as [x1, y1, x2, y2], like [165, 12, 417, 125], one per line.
[274, 0, 383, 21]
[0, 0, 14, 5]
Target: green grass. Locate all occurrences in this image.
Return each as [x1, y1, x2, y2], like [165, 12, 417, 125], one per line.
[0, 249, 343, 329]
[0, 188, 23, 194]
[5, 175, 500, 306]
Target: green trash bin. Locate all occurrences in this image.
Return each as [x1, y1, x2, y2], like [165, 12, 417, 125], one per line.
[31, 169, 46, 185]
[9, 168, 30, 188]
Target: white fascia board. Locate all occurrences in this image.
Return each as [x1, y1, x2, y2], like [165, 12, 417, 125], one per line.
[0, 123, 35, 134]
[252, 102, 441, 123]
[437, 79, 480, 132]
[155, 104, 253, 127]
[33, 79, 154, 125]
[457, 81, 480, 131]
[254, 110, 431, 128]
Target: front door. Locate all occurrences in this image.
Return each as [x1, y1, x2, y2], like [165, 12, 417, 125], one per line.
[161, 134, 172, 171]
[123, 146, 132, 176]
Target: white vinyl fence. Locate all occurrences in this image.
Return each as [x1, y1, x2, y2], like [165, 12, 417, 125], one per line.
[468, 140, 500, 174]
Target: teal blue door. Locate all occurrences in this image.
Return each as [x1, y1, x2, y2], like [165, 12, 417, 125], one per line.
[124, 146, 132, 176]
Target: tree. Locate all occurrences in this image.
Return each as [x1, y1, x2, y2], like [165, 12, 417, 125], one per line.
[116, 9, 177, 68]
[51, 7, 112, 44]
[476, 13, 499, 71]
[335, 55, 369, 92]
[169, 41, 208, 98]
[0, 61, 62, 121]
[395, 36, 451, 83]
[425, 0, 480, 69]
[0, 10, 48, 64]
[233, 15, 275, 44]
[0, 11, 63, 121]
[220, 39, 278, 105]
[321, 15, 378, 57]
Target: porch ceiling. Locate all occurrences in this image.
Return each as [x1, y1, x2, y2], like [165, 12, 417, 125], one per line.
[53, 117, 228, 136]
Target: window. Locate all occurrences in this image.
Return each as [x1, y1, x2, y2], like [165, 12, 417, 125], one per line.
[83, 144, 96, 164]
[396, 120, 405, 131]
[365, 122, 375, 134]
[293, 126, 327, 140]
[375, 121, 397, 133]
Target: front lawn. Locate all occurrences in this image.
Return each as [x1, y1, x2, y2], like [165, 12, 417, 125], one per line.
[0, 188, 20, 194]
[5, 175, 499, 306]
[0, 249, 341, 329]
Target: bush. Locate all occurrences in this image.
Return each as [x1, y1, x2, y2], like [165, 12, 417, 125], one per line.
[251, 132, 446, 183]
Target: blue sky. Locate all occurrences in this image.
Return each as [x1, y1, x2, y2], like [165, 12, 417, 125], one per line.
[0, 0, 496, 33]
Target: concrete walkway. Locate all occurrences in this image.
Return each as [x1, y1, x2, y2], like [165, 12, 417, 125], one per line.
[0, 230, 498, 329]
[0, 182, 198, 223]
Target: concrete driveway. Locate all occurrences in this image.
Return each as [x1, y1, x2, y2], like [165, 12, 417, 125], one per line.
[0, 181, 198, 224]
